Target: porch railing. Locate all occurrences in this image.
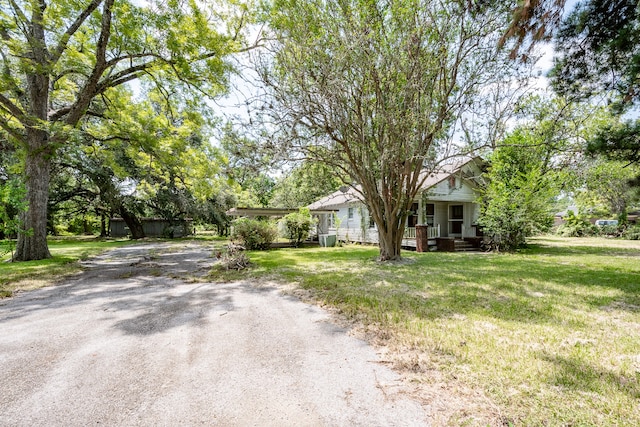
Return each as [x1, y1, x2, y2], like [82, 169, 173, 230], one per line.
[404, 227, 417, 239]
[403, 224, 440, 239]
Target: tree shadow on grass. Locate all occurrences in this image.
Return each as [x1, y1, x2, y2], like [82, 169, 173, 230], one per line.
[287, 246, 640, 327]
[539, 352, 640, 402]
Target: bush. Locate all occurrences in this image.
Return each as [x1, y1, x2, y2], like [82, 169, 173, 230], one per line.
[597, 224, 620, 237]
[280, 208, 317, 247]
[556, 211, 597, 237]
[622, 226, 640, 240]
[477, 132, 556, 252]
[231, 218, 277, 250]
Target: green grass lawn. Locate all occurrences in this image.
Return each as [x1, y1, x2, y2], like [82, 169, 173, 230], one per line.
[0, 236, 134, 297]
[213, 236, 640, 426]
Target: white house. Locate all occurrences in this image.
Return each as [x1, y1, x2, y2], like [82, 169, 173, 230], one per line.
[307, 157, 485, 250]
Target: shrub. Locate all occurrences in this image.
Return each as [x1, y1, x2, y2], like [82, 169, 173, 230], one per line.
[622, 225, 640, 240]
[280, 208, 317, 247]
[556, 211, 597, 237]
[597, 224, 620, 237]
[477, 131, 556, 252]
[231, 218, 277, 250]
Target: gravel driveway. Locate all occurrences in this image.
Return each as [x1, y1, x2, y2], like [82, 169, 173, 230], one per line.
[0, 241, 430, 426]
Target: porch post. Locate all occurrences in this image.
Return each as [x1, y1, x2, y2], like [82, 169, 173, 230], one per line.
[416, 225, 429, 253]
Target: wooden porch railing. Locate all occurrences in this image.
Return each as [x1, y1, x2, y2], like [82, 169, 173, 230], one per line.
[404, 227, 417, 239]
[404, 224, 440, 239]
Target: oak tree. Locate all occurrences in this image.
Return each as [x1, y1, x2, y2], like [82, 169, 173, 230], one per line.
[0, 0, 245, 259]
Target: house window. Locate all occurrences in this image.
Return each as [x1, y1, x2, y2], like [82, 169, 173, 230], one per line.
[348, 207, 354, 219]
[451, 205, 463, 219]
[425, 203, 435, 226]
[407, 202, 419, 228]
[448, 176, 456, 189]
[327, 214, 335, 228]
[369, 215, 375, 228]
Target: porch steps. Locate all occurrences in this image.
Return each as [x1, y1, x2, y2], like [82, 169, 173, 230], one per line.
[454, 239, 479, 252]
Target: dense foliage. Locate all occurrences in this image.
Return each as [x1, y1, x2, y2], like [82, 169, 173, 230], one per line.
[271, 162, 343, 209]
[231, 218, 277, 250]
[556, 211, 597, 238]
[0, 0, 246, 259]
[551, 0, 640, 182]
[280, 208, 316, 247]
[257, 0, 517, 260]
[478, 129, 556, 251]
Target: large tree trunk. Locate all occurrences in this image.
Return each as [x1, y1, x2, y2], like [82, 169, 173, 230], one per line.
[100, 213, 108, 237]
[15, 59, 52, 260]
[119, 207, 145, 239]
[377, 222, 405, 261]
[15, 133, 52, 261]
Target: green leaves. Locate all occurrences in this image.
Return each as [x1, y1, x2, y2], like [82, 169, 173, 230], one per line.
[551, 0, 640, 109]
[260, 0, 511, 259]
[0, 178, 28, 258]
[479, 129, 557, 251]
[280, 208, 316, 247]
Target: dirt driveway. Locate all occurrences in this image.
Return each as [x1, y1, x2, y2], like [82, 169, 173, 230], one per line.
[0, 241, 430, 426]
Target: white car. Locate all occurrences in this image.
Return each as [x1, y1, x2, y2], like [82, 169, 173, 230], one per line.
[595, 219, 619, 227]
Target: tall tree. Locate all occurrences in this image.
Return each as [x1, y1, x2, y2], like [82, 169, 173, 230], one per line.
[551, 0, 640, 108]
[478, 129, 558, 251]
[219, 124, 278, 207]
[271, 161, 343, 209]
[503, 0, 640, 172]
[65, 88, 230, 237]
[256, 0, 518, 260]
[574, 159, 640, 222]
[551, 0, 640, 179]
[0, 0, 245, 260]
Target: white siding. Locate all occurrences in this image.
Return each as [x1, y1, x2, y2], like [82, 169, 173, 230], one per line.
[424, 178, 477, 202]
[336, 205, 362, 231]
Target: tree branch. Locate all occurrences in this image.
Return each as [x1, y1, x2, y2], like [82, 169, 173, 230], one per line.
[0, 93, 29, 125]
[64, 0, 115, 126]
[95, 62, 154, 93]
[0, 114, 25, 141]
[50, 0, 104, 64]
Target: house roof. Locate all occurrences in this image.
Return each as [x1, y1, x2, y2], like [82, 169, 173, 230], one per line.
[554, 206, 579, 217]
[307, 157, 484, 210]
[306, 186, 362, 210]
[226, 207, 337, 217]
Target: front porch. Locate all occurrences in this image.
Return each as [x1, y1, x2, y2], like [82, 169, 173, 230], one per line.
[329, 223, 481, 251]
[403, 224, 482, 251]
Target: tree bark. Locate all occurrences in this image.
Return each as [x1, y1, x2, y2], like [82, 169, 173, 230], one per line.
[100, 213, 108, 237]
[118, 207, 145, 239]
[15, 133, 52, 260]
[14, 7, 53, 261]
[377, 221, 405, 261]
[15, 52, 52, 260]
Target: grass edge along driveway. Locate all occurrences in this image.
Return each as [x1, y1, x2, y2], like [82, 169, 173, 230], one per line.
[213, 236, 640, 426]
[0, 237, 135, 297]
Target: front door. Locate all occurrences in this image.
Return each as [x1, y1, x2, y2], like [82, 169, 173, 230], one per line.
[449, 204, 463, 236]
